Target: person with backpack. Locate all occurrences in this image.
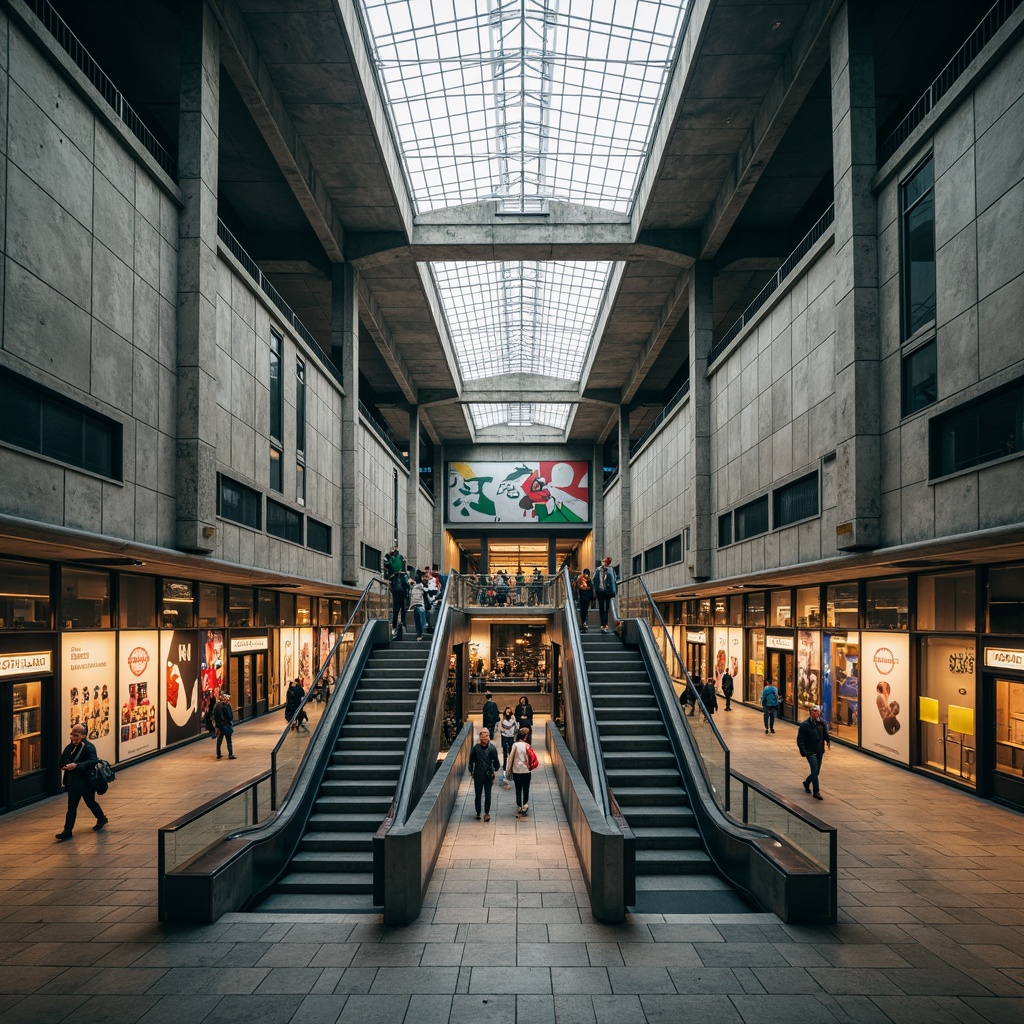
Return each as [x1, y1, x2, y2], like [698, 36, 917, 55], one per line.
[574, 568, 593, 632]
[383, 545, 405, 580]
[389, 569, 409, 638]
[213, 692, 236, 759]
[593, 556, 617, 634]
[507, 727, 538, 817]
[699, 677, 719, 719]
[54, 722, 107, 841]
[409, 570, 429, 641]
[761, 680, 780, 733]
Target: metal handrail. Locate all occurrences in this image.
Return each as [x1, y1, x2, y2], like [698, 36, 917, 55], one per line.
[269, 577, 384, 808]
[558, 566, 611, 816]
[709, 204, 835, 365]
[359, 401, 411, 468]
[629, 380, 691, 458]
[25, 0, 178, 178]
[877, 0, 1023, 166]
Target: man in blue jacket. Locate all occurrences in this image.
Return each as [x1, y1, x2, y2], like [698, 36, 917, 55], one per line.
[594, 556, 618, 634]
[55, 723, 107, 841]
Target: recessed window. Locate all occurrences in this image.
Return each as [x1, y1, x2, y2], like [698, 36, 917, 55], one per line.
[270, 444, 282, 493]
[718, 513, 733, 547]
[295, 358, 306, 457]
[902, 339, 937, 416]
[665, 535, 682, 564]
[361, 543, 381, 572]
[267, 499, 303, 544]
[773, 473, 819, 528]
[0, 558, 50, 630]
[930, 378, 1024, 478]
[644, 544, 663, 572]
[735, 496, 769, 541]
[295, 461, 306, 507]
[160, 578, 195, 629]
[218, 475, 262, 530]
[60, 567, 112, 629]
[632, 554, 642, 575]
[270, 330, 283, 443]
[307, 519, 332, 554]
[865, 577, 908, 630]
[900, 156, 936, 338]
[119, 574, 156, 629]
[0, 369, 122, 480]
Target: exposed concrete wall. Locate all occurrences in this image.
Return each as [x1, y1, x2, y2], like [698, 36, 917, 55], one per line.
[359, 422, 407, 582]
[0, 13, 179, 545]
[414, 484, 435, 572]
[601, 475, 621, 570]
[877, 32, 1024, 544]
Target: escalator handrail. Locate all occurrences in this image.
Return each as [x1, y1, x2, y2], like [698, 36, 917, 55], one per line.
[559, 565, 611, 818]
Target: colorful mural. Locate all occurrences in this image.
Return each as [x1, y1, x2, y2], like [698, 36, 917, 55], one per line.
[447, 461, 590, 524]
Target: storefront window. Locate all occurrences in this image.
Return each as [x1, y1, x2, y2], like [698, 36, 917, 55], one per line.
[228, 587, 254, 627]
[918, 571, 975, 631]
[12, 680, 43, 776]
[795, 586, 820, 628]
[0, 558, 50, 630]
[919, 637, 976, 784]
[61, 568, 111, 629]
[823, 633, 859, 741]
[770, 589, 792, 627]
[296, 596, 312, 626]
[258, 590, 279, 627]
[331, 600, 346, 626]
[713, 597, 727, 625]
[697, 598, 712, 626]
[318, 598, 331, 626]
[826, 582, 859, 628]
[995, 676, 1024, 777]
[989, 566, 1024, 633]
[728, 596, 743, 626]
[745, 592, 766, 627]
[796, 629, 821, 711]
[119, 575, 155, 629]
[279, 593, 295, 625]
[160, 579, 195, 629]
[199, 584, 223, 627]
[746, 629, 765, 702]
[865, 578, 908, 629]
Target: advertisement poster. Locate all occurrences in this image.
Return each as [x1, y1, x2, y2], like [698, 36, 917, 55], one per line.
[317, 628, 337, 683]
[860, 632, 910, 763]
[200, 629, 225, 703]
[160, 630, 200, 745]
[712, 629, 743, 697]
[298, 628, 314, 687]
[797, 630, 821, 711]
[62, 632, 116, 764]
[447, 460, 589, 523]
[279, 628, 299, 705]
[118, 631, 159, 761]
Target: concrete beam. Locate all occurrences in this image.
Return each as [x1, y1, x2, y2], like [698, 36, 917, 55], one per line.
[212, 0, 345, 262]
[699, 0, 841, 259]
[356, 278, 417, 405]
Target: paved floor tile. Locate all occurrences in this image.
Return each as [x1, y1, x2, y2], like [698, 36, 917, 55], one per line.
[468, 966, 551, 993]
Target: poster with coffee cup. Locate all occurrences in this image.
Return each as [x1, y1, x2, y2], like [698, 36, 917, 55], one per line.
[160, 630, 200, 745]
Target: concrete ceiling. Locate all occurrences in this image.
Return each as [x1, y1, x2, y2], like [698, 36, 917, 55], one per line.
[51, 0, 984, 450]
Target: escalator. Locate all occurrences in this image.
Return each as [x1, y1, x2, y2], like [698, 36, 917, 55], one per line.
[581, 631, 751, 914]
[257, 635, 430, 912]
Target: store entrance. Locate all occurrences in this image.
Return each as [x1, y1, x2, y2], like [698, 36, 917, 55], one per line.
[685, 642, 708, 685]
[990, 673, 1024, 809]
[768, 650, 795, 722]
[3, 676, 54, 811]
[229, 653, 268, 721]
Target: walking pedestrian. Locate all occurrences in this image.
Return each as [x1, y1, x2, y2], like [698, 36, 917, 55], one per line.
[514, 695, 534, 743]
[593, 556, 617, 633]
[409, 570, 428, 640]
[574, 568, 593, 632]
[797, 705, 830, 799]
[721, 667, 734, 710]
[761, 681, 780, 733]
[699, 677, 718, 719]
[389, 569, 409, 638]
[499, 705, 516, 776]
[468, 728, 500, 821]
[213, 692, 236, 759]
[507, 727, 534, 816]
[481, 691, 500, 736]
[285, 678, 305, 729]
[203, 693, 218, 739]
[54, 723, 107, 841]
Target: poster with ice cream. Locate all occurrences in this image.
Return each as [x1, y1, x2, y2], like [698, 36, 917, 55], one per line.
[160, 630, 200, 745]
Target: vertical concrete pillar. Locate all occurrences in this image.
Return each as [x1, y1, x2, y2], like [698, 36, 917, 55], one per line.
[688, 261, 713, 580]
[406, 406, 421, 568]
[617, 407, 632, 572]
[831, 1, 880, 550]
[175, 0, 219, 553]
[333, 263, 360, 584]
[434, 443, 445, 570]
[591, 444, 604, 562]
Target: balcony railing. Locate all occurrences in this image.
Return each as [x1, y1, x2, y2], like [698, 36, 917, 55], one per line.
[26, 0, 177, 178]
[629, 380, 690, 459]
[709, 203, 835, 366]
[359, 401, 410, 468]
[877, 0, 1023, 166]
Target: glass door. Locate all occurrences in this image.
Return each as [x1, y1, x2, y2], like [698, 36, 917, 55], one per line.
[255, 653, 267, 715]
[768, 650, 795, 721]
[7, 677, 52, 807]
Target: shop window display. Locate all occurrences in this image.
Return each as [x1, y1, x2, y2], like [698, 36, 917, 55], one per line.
[823, 633, 859, 741]
[989, 566, 1024, 634]
[745, 592, 766, 628]
[161, 579, 195, 629]
[865, 578, 908, 630]
[199, 584, 224, 627]
[918, 571, 975, 632]
[61, 567, 111, 629]
[771, 589, 792, 627]
[826, 582, 859, 629]
[918, 637, 976, 783]
[746, 629, 765, 703]
[12, 680, 43, 776]
[796, 586, 820, 628]
[120, 574, 156, 629]
[228, 587, 254, 627]
[995, 676, 1024, 777]
[0, 559, 51, 630]
[796, 629, 821, 712]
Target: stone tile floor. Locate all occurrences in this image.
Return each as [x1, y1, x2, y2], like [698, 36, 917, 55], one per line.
[1, 702, 1023, 1023]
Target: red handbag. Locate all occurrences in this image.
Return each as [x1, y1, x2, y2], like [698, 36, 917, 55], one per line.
[526, 745, 539, 771]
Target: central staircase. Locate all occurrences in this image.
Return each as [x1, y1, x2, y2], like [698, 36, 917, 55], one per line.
[258, 634, 429, 912]
[581, 631, 749, 913]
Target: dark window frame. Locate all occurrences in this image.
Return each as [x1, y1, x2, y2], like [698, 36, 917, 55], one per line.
[644, 544, 664, 572]
[266, 498, 304, 545]
[269, 329, 283, 443]
[718, 512, 733, 548]
[307, 518, 332, 554]
[773, 472, 819, 529]
[665, 534, 683, 564]
[902, 338, 938, 417]
[735, 495, 769, 541]
[900, 155, 936, 340]
[217, 474, 262, 530]
[361, 542, 382, 572]
[929, 377, 1024, 478]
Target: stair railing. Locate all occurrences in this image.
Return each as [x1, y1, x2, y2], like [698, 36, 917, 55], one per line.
[269, 577, 388, 810]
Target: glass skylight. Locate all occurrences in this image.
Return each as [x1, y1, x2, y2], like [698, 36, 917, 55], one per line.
[359, 0, 687, 213]
[357, 1, 689, 429]
[469, 403, 573, 431]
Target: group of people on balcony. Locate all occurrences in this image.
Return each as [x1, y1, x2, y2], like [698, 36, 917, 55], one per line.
[474, 568, 547, 606]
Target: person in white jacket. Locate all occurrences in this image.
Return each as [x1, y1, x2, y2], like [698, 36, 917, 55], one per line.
[507, 728, 534, 816]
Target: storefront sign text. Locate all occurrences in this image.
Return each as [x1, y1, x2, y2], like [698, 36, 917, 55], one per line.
[686, 631, 706, 644]
[766, 635, 794, 651]
[0, 651, 52, 678]
[985, 647, 1024, 669]
[231, 635, 269, 653]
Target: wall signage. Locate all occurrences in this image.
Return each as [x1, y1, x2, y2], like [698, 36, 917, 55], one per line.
[766, 634, 795, 651]
[0, 651, 52, 678]
[686, 631, 706, 644]
[446, 460, 590, 523]
[985, 647, 1024, 669]
[231, 635, 269, 653]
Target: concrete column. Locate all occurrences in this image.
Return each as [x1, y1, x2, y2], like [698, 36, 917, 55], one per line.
[175, 0, 219, 554]
[688, 261, 713, 580]
[617, 407, 632, 572]
[831, 1, 880, 550]
[591, 444, 604, 562]
[333, 263, 360, 584]
[406, 407, 421, 567]
[434, 443, 445, 570]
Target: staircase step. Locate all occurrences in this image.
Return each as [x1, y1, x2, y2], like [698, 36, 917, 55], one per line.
[601, 735, 672, 752]
[606, 768, 682, 788]
[607, 785, 688, 807]
[313, 796, 391, 816]
[301, 832, 374, 853]
[307, 813, 387, 832]
[275, 871, 374, 894]
[291, 851, 371, 872]
[616, 805, 695, 829]
[603, 751, 678, 770]
[594, 718, 664, 735]
[320, 780, 396, 798]
[635, 849, 714, 874]
[631, 826, 702, 850]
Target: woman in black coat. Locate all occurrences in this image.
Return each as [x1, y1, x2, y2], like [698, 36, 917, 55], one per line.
[514, 695, 534, 743]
